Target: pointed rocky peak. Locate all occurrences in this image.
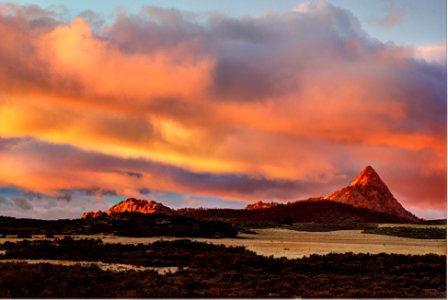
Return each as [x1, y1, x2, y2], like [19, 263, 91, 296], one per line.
[108, 198, 173, 215]
[328, 166, 419, 222]
[350, 166, 385, 188]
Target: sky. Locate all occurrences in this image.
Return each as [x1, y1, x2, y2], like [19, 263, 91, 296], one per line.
[0, 0, 446, 220]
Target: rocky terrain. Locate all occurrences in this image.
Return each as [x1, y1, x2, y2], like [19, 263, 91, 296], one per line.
[328, 166, 419, 221]
[108, 198, 173, 215]
[82, 198, 172, 219]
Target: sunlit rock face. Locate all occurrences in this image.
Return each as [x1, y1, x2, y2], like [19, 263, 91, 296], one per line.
[81, 210, 107, 219]
[108, 198, 173, 215]
[245, 201, 280, 210]
[328, 166, 419, 222]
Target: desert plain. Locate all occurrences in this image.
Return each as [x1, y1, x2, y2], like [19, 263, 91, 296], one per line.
[1, 225, 445, 259]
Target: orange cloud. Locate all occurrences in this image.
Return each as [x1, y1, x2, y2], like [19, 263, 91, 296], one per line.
[37, 17, 214, 101]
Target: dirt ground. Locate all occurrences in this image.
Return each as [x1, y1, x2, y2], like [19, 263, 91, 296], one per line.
[2, 227, 444, 259]
[0, 259, 178, 274]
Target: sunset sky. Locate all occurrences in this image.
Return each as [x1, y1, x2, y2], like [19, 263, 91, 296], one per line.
[0, 0, 446, 220]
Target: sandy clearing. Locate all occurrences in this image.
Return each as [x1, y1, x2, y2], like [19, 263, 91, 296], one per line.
[0, 259, 178, 274]
[230, 228, 447, 258]
[0, 228, 445, 259]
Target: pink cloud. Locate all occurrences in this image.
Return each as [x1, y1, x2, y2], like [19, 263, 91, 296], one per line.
[414, 43, 447, 64]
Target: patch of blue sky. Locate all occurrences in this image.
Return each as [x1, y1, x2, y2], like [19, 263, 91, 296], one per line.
[0, 187, 22, 196]
[7, 0, 445, 47]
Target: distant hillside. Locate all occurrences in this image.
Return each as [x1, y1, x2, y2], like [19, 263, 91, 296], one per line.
[78, 166, 419, 225]
[177, 199, 411, 224]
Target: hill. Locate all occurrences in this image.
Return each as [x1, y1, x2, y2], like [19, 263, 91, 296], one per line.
[177, 199, 412, 224]
[327, 166, 419, 221]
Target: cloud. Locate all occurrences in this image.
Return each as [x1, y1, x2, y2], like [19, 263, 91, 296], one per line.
[0, 2, 445, 218]
[364, 1, 407, 28]
[0, 196, 14, 207]
[414, 43, 447, 65]
[127, 172, 143, 179]
[0, 188, 117, 219]
[0, 195, 33, 212]
[0, 136, 321, 201]
[378, 5, 405, 28]
[14, 198, 33, 210]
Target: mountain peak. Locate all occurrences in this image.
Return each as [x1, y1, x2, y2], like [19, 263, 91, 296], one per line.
[350, 166, 384, 187]
[328, 166, 419, 222]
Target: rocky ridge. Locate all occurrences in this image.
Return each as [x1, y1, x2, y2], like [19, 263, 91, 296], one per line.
[82, 198, 172, 219]
[108, 198, 172, 215]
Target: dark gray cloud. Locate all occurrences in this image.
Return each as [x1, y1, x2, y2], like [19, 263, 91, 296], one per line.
[0, 196, 32, 210]
[14, 198, 33, 210]
[58, 188, 118, 197]
[139, 188, 151, 195]
[57, 192, 72, 202]
[168, 169, 317, 199]
[127, 172, 143, 179]
[0, 196, 14, 207]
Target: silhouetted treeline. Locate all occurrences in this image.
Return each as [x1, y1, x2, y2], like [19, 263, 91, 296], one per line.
[0, 213, 238, 238]
[363, 226, 446, 239]
[0, 238, 445, 298]
[418, 219, 447, 225]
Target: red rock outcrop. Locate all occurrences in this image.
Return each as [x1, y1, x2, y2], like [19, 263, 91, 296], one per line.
[108, 198, 173, 215]
[327, 166, 419, 222]
[245, 201, 280, 210]
[81, 210, 107, 219]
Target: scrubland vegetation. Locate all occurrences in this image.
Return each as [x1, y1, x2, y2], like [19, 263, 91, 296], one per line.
[0, 238, 445, 298]
[0, 214, 237, 238]
[363, 226, 446, 239]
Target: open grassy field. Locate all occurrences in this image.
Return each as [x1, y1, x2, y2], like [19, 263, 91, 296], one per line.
[2, 227, 444, 258]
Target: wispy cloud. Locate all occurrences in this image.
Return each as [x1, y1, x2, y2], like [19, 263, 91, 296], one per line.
[365, 1, 408, 28]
